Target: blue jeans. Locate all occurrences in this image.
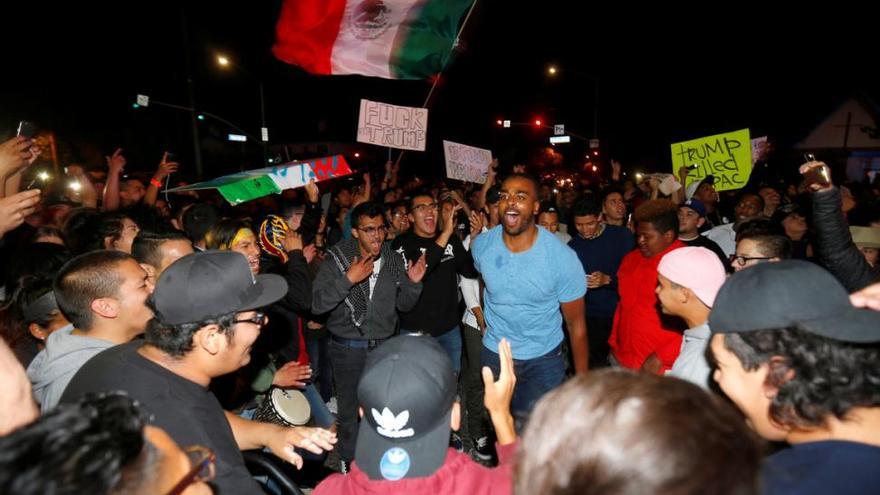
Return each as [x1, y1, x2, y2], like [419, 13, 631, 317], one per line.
[435, 325, 462, 374]
[328, 340, 370, 462]
[302, 383, 335, 429]
[402, 326, 462, 374]
[306, 336, 333, 402]
[481, 344, 565, 431]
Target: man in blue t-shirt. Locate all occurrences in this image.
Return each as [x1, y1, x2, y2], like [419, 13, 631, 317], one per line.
[472, 174, 587, 427]
[708, 261, 880, 495]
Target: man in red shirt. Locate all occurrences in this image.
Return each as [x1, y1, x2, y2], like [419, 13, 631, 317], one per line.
[314, 334, 517, 495]
[610, 200, 686, 374]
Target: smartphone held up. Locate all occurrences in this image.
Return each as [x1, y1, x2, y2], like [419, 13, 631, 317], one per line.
[16, 120, 38, 139]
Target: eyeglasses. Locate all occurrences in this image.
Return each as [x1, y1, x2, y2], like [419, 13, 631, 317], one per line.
[357, 225, 388, 236]
[233, 312, 268, 327]
[166, 445, 216, 495]
[410, 203, 438, 213]
[730, 254, 774, 266]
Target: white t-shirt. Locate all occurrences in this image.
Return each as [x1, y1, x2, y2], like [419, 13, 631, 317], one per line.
[368, 257, 383, 300]
[703, 223, 736, 258]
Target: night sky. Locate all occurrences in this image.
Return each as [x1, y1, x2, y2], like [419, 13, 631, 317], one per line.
[1, 1, 876, 181]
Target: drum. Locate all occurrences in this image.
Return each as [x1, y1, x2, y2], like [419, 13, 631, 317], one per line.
[254, 388, 312, 427]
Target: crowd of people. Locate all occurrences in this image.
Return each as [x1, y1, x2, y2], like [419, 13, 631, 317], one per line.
[1, 131, 880, 494]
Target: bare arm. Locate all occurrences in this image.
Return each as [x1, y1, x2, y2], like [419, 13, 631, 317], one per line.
[482, 339, 517, 445]
[611, 159, 622, 182]
[448, 190, 472, 219]
[0, 137, 36, 199]
[352, 172, 371, 206]
[0, 190, 41, 240]
[224, 411, 336, 469]
[477, 158, 498, 211]
[561, 298, 589, 373]
[380, 161, 394, 191]
[641, 353, 663, 375]
[649, 176, 660, 200]
[673, 166, 690, 204]
[144, 152, 179, 206]
[66, 165, 98, 209]
[435, 204, 460, 250]
[102, 148, 125, 211]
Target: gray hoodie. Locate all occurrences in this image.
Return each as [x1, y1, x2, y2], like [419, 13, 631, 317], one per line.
[27, 325, 114, 412]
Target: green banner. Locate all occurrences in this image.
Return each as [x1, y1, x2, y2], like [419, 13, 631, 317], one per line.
[217, 176, 281, 205]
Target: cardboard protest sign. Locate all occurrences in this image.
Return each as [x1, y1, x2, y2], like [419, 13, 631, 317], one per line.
[443, 140, 492, 184]
[671, 128, 752, 192]
[167, 155, 353, 205]
[751, 136, 769, 164]
[356, 99, 428, 151]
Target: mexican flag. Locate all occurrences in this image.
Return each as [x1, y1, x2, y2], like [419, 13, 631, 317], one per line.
[272, 0, 474, 80]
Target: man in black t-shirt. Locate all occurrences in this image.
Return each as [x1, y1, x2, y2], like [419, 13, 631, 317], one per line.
[392, 193, 479, 373]
[61, 251, 337, 494]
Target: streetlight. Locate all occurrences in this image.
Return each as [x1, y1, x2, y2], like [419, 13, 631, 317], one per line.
[215, 53, 268, 164]
[546, 64, 599, 140]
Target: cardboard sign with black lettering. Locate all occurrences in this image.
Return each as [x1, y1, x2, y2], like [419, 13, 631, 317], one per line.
[356, 99, 428, 151]
[443, 140, 492, 184]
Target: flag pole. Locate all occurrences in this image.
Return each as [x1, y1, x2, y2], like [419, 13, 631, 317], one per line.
[396, 0, 481, 170]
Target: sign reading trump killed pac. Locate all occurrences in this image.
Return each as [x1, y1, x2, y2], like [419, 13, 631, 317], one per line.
[357, 99, 428, 151]
[671, 128, 752, 192]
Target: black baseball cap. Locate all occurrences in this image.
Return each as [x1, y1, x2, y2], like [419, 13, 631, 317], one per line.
[151, 251, 287, 325]
[539, 201, 559, 215]
[355, 334, 456, 481]
[709, 260, 880, 343]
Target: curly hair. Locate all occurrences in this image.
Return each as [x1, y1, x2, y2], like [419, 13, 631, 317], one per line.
[723, 326, 880, 429]
[634, 199, 679, 235]
[144, 311, 238, 358]
[0, 392, 158, 495]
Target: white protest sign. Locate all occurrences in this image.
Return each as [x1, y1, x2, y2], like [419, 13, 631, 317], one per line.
[443, 140, 493, 184]
[751, 136, 768, 164]
[356, 99, 428, 151]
